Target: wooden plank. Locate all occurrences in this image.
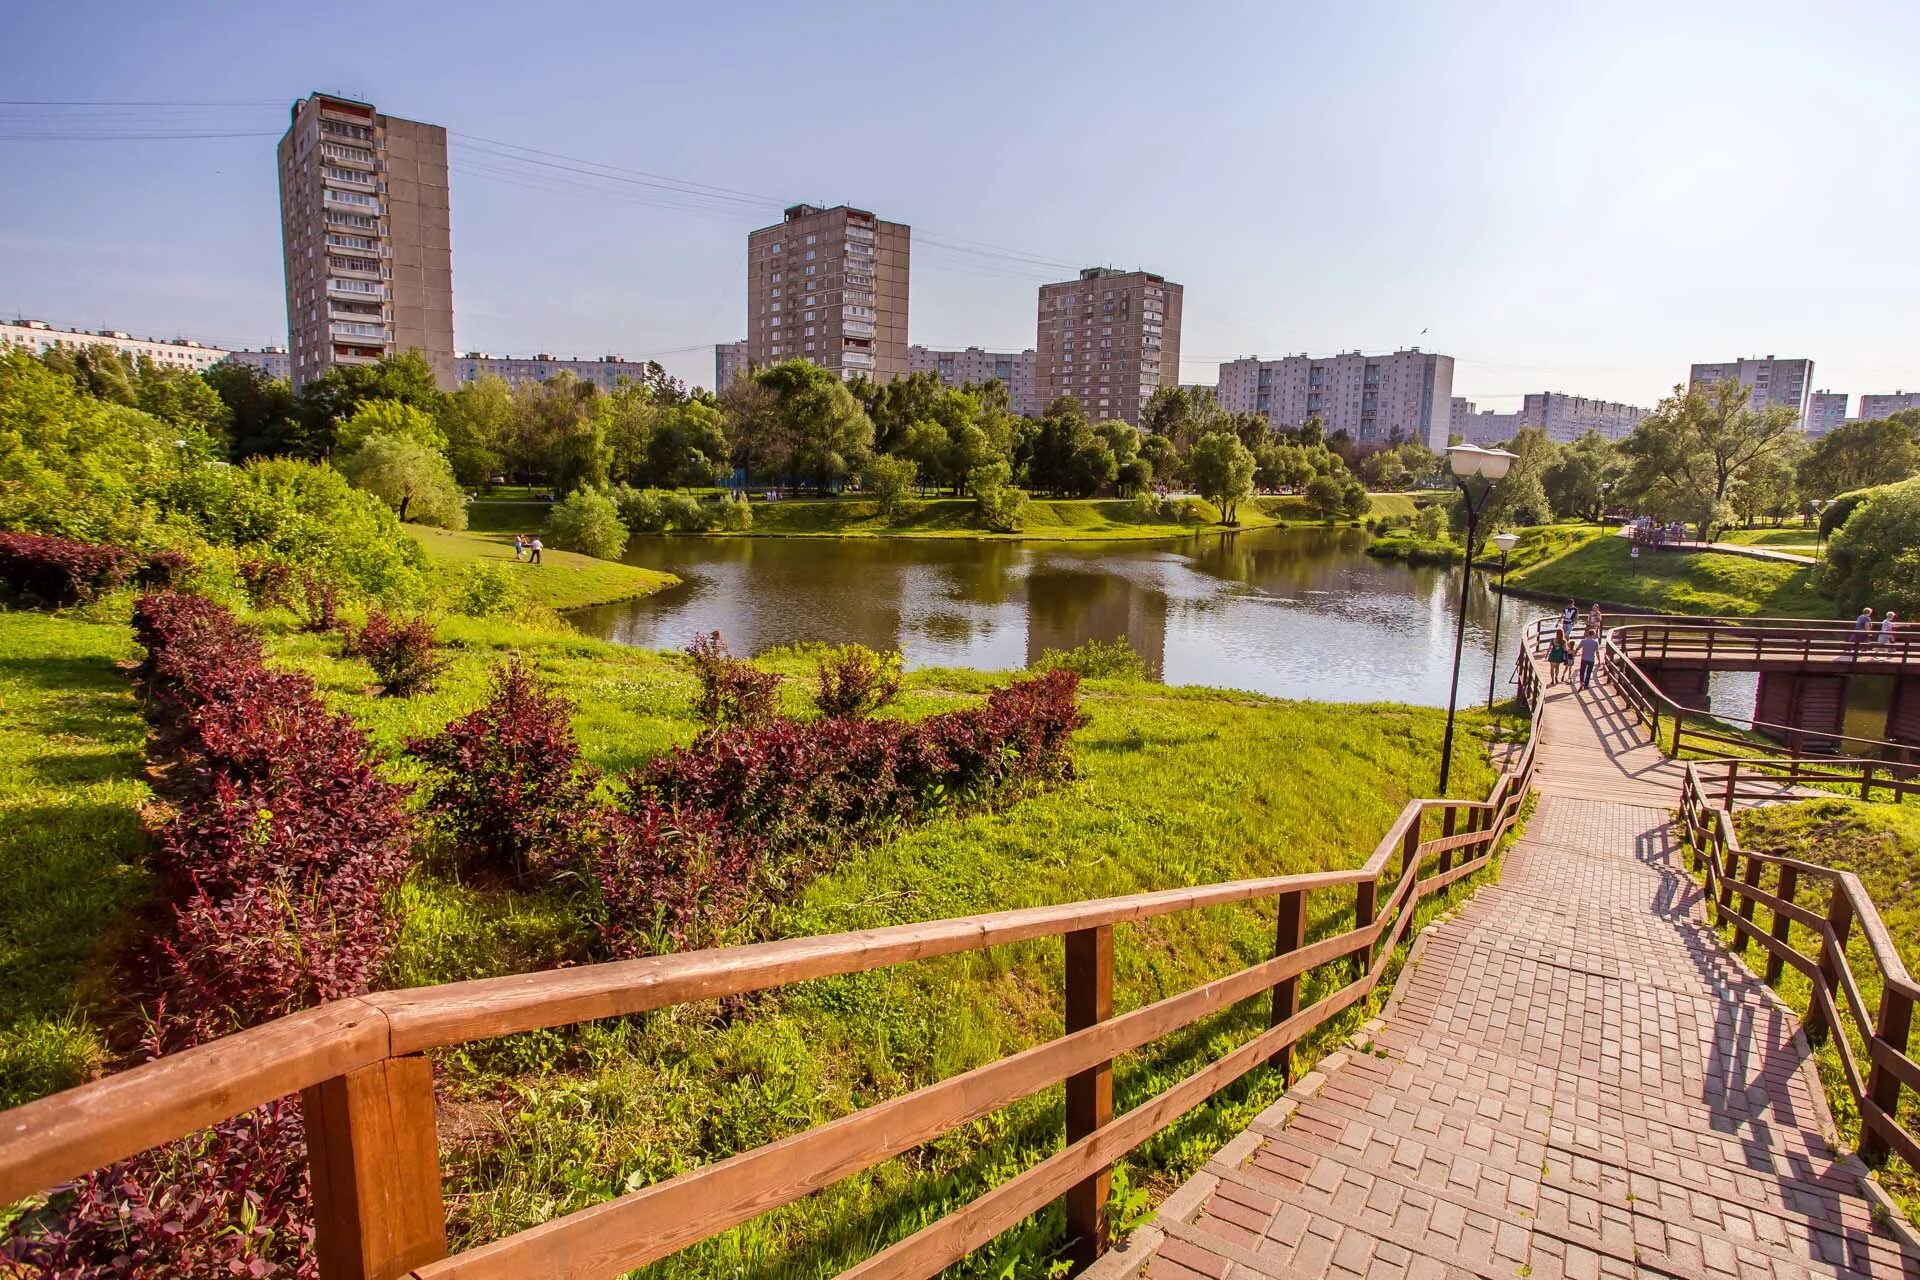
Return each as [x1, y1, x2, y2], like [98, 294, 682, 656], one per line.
[1858, 1097, 1920, 1171]
[404, 928, 1370, 1280]
[1062, 926, 1113, 1266]
[0, 998, 388, 1206]
[1269, 889, 1306, 1076]
[1861, 983, 1915, 1165]
[304, 1055, 447, 1280]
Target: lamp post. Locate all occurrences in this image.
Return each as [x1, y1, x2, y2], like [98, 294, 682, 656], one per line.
[1812, 498, 1830, 560]
[1485, 529, 1520, 709]
[1438, 443, 1518, 795]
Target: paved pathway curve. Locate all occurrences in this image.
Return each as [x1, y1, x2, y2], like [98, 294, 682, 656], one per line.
[1119, 666, 1915, 1279]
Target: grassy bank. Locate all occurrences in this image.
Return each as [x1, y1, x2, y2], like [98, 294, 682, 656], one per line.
[1730, 799, 1920, 1219]
[474, 493, 1419, 543]
[1507, 531, 1831, 616]
[0, 597, 1515, 1275]
[407, 525, 679, 612]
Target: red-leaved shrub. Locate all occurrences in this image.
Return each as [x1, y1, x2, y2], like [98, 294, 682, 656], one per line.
[686, 631, 783, 727]
[297, 570, 341, 633]
[408, 659, 597, 877]
[240, 555, 296, 610]
[136, 548, 194, 589]
[588, 802, 757, 955]
[0, 530, 138, 605]
[812, 643, 902, 719]
[352, 608, 445, 696]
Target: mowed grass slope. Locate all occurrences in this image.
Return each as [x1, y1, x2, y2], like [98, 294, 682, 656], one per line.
[1509, 531, 1831, 616]
[406, 524, 678, 612]
[0, 601, 1512, 1275]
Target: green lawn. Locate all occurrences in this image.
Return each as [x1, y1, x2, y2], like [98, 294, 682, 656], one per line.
[0, 599, 1516, 1275]
[0, 612, 153, 1108]
[406, 525, 678, 612]
[1507, 532, 1832, 617]
[1716, 525, 1823, 550]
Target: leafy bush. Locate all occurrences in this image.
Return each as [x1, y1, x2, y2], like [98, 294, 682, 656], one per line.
[715, 492, 753, 531]
[659, 491, 711, 532]
[336, 433, 468, 530]
[686, 631, 784, 728]
[239, 555, 296, 610]
[456, 561, 523, 617]
[546, 487, 629, 559]
[137, 547, 194, 589]
[351, 608, 445, 696]
[297, 570, 341, 633]
[1824, 477, 1920, 615]
[813, 644, 903, 718]
[1035, 636, 1148, 681]
[408, 659, 597, 878]
[1412, 503, 1448, 541]
[614, 483, 666, 532]
[862, 455, 918, 521]
[970, 462, 1028, 533]
[587, 802, 755, 955]
[0, 531, 138, 605]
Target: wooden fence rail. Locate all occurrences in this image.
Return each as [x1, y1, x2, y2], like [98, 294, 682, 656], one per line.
[1679, 760, 1920, 1170]
[0, 691, 1544, 1279]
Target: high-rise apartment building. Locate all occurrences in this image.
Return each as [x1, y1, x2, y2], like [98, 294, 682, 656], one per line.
[225, 347, 292, 380]
[277, 93, 454, 391]
[715, 339, 750, 390]
[1519, 392, 1648, 443]
[1449, 398, 1524, 446]
[745, 204, 909, 382]
[1860, 391, 1920, 421]
[1806, 390, 1849, 437]
[907, 344, 1038, 416]
[1688, 356, 1813, 432]
[1216, 349, 1453, 449]
[1035, 268, 1182, 425]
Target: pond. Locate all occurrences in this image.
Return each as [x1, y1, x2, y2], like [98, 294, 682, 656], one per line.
[568, 527, 1540, 708]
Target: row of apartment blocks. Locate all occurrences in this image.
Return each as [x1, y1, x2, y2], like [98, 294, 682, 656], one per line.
[1451, 393, 1650, 445]
[227, 344, 681, 393]
[1216, 350, 1453, 450]
[1, 319, 229, 371]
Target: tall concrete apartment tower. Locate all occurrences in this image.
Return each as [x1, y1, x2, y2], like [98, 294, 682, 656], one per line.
[277, 93, 454, 391]
[745, 204, 909, 382]
[1035, 268, 1182, 425]
[1688, 355, 1813, 433]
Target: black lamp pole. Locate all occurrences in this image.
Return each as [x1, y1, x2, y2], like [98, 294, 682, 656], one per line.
[1438, 478, 1496, 796]
[1486, 545, 1513, 709]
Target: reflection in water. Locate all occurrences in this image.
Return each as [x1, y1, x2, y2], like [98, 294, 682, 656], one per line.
[567, 527, 1536, 707]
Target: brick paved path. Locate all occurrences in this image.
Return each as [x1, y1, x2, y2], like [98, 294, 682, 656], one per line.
[1125, 669, 1916, 1279]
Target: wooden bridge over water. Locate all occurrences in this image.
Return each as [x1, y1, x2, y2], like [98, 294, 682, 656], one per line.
[3, 616, 1920, 1278]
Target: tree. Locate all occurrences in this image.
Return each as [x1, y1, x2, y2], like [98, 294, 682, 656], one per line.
[40, 344, 137, 404]
[1542, 432, 1620, 522]
[756, 360, 874, 489]
[1730, 437, 1802, 527]
[643, 401, 729, 489]
[336, 398, 447, 455]
[510, 373, 597, 485]
[297, 351, 445, 457]
[1303, 474, 1346, 523]
[545, 487, 629, 559]
[135, 364, 231, 443]
[1615, 380, 1799, 540]
[862, 455, 918, 521]
[1187, 431, 1256, 525]
[1823, 477, 1920, 614]
[335, 434, 466, 528]
[594, 382, 661, 485]
[438, 376, 516, 485]
[1138, 433, 1180, 485]
[900, 419, 952, 492]
[719, 374, 788, 488]
[205, 362, 303, 461]
[1027, 399, 1116, 497]
[1474, 427, 1556, 533]
[1796, 418, 1920, 500]
[968, 461, 1027, 533]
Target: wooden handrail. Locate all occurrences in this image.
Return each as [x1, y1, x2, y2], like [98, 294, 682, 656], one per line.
[0, 677, 1547, 1278]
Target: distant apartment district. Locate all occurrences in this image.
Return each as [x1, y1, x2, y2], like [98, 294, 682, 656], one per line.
[6, 91, 1914, 445]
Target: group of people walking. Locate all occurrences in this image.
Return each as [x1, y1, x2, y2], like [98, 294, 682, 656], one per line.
[1546, 600, 1604, 690]
[1854, 605, 1903, 654]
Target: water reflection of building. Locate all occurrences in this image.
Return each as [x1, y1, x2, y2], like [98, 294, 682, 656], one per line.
[1023, 566, 1168, 676]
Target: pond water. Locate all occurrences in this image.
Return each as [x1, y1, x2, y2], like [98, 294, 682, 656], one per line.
[568, 527, 1539, 708]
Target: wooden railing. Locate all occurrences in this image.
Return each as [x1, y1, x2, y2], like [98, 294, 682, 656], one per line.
[1611, 616, 1920, 673]
[1679, 761, 1920, 1169]
[0, 706, 1543, 1279]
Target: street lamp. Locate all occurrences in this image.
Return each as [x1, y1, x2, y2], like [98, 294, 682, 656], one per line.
[1485, 529, 1520, 709]
[1812, 498, 1830, 560]
[1438, 443, 1518, 795]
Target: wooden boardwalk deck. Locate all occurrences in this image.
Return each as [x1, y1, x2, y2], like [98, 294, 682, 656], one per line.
[1114, 669, 1916, 1279]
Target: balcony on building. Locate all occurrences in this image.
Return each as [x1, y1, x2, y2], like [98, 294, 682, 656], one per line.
[319, 142, 377, 171]
[327, 255, 382, 281]
[842, 321, 876, 339]
[327, 276, 388, 299]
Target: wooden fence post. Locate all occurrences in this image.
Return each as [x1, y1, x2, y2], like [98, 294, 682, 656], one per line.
[1735, 854, 1763, 951]
[1401, 813, 1422, 885]
[302, 1055, 447, 1280]
[1716, 845, 1741, 921]
[1064, 925, 1114, 1266]
[1766, 866, 1798, 985]
[1353, 874, 1378, 980]
[1861, 984, 1915, 1166]
[1723, 761, 1739, 809]
[1270, 889, 1307, 1078]
[1804, 890, 1855, 1046]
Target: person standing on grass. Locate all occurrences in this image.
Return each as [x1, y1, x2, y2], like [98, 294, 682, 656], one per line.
[529, 535, 543, 565]
[1548, 625, 1571, 685]
[1577, 629, 1601, 690]
[513, 534, 526, 561]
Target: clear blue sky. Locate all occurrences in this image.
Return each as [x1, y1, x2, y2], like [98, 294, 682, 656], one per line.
[4, 0, 1917, 406]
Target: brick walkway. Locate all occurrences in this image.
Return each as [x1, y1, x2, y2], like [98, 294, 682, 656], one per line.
[1121, 668, 1916, 1278]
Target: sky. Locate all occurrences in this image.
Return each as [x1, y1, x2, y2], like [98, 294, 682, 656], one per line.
[3, 0, 1917, 407]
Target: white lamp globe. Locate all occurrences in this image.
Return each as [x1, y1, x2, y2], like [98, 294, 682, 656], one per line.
[1492, 531, 1520, 555]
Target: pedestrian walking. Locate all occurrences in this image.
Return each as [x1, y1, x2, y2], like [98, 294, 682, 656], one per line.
[529, 536, 543, 565]
[1854, 605, 1875, 656]
[1880, 611, 1898, 657]
[1577, 630, 1601, 690]
[1548, 626, 1570, 685]
[513, 534, 526, 561]
[1586, 603, 1604, 637]
[1561, 600, 1579, 634]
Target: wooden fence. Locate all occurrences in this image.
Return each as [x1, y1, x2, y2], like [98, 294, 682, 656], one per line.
[0, 692, 1543, 1279]
[1679, 760, 1920, 1169]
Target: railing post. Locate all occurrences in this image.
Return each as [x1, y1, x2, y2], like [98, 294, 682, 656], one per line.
[1270, 889, 1307, 1078]
[1861, 983, 1915, 1166]
[1353, 874, 1378, 979]
[302, 1055, 447, 1280]
[1767, 866, 1798, 984]
[1064, 925, 1114, 1266]
[1401, 811, 1422, 885]
[1735, 852, 1763, 951]
[1861, 763, 1874, 802]
[1723, 761, 1739, 809]
[1671, 707, 1685, 756]
[1804, 890, 1855, 1046]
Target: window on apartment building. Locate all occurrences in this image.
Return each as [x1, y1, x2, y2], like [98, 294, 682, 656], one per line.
[805, 327, 815, 337]
[804, 342, 815, 352]
[806, 234, 816, 245]
[771, 243, 783, 253]
[771, 303, 781, 312]
[804, 311, 816, 321]
[805, 250, 816, 260]
[771, 272, 782, 283]
[806, 266, 816, 276]
[771, 288, 781, 298]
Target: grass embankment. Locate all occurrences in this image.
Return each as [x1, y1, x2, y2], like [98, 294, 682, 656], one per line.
[472, 494, 1419, 543]
[0, 597, 1514, 1275]
[407, 525, 678, 612]
[1507, 530, 1831, 616]
[1728, 799, 1920, 1222]
[1717, 526, 1823, 551]
[1366, 522, 1603, 570]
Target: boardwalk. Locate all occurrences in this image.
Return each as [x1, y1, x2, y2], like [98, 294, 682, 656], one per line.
[1119, 668, 1916, 1278]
